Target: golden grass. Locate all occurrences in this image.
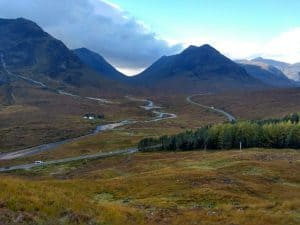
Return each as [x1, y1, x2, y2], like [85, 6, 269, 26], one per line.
[0, 92, 223, 167]
[0, 85, 150, 152]
[192, 88, 300, 120]
[0, 149, 299, 225]
[1, 87, 299, 153]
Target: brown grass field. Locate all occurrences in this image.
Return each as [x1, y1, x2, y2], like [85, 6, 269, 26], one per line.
[0, 87, 300, 224]
[3, 86, 299, 154]
[0, 149, 299, 225]
[192, 88, 300, 120]
[0, 87, 299, 165]
[0, 83, 223, 155]
[0, 82, 152, 152]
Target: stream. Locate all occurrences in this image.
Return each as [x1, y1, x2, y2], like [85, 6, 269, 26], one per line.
[0, 55, 177, 160]
[0, 97, 177, 160]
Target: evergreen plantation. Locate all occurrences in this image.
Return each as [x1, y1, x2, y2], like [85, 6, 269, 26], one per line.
[138, 113, 300, 151]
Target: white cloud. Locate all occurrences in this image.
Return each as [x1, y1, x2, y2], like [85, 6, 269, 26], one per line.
[183, 37, 263, 60]
[116, 67, 145, 76]
[0, 0, 299, 76]
[0, 0, 182, 75]
[98, 0, 122, 11]
[183, 27, 300, 65]
[262, 27, 300, 64]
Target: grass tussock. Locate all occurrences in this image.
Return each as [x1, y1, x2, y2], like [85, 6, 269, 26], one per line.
[0, 149, 299, 225]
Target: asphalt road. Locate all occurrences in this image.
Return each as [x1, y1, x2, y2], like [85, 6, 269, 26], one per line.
[0, 92, 177, 161]
[186, 93, 236, 122]
[0, 98, 176, 160]
[0, 147, 138, 172]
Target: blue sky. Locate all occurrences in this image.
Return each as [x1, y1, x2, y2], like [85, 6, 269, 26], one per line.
[1, 0, 300, 75]
[112, 0, 300, 41]
[107, 0, 300, 74]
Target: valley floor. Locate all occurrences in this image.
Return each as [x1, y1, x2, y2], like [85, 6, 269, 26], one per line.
[0, 149, 299, 225]
[0, 88, 299, 225]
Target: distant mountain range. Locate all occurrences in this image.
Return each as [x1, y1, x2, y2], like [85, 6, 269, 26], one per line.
[252, 57, 300, 82]
[0, 17, 299, 100]
[236, 60, 296, 87]
[252, 57, 290, 70]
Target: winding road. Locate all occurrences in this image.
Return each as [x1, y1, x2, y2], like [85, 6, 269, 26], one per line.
[0, 92, 234, 172]
[0, 96, 176, 170]
[0, 55, 177, 161]
[0, 98, 176, 161]
[186, 93, 236, 123]
[126, 96, 177, 122]
[1, 53, 235, 172]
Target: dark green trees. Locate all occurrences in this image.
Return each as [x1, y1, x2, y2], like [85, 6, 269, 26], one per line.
[138, 113, 300, 151]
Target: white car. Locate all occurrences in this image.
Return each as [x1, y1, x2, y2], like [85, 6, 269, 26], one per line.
[34, 160, 44, 165]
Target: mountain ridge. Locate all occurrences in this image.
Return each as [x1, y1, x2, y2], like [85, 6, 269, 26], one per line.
[130, 44, 266, 93]
[73, 48, 128, 81]
[251, 57, 300, 81]
[237, 59, 296, 87]
[1, 17, 297, 97]
[0, 17, 130, 97]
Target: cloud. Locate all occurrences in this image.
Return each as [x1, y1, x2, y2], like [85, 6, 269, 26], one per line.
[262, 28, 300, 64]
[184, 37, 263, 61]
[0, 0, 299, 77]
[184, 27, 300, 66]
[0, 0, 182, 75]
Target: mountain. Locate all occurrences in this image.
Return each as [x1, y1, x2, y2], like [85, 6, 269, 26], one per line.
[73, 48, 127, 81]
[252, 57, 300, 81]
[283, 63, 300, 81]
[237, 60, 296, 87]
[252, 57, 290, 70]
[131, 44, 266, 93]
[0, 18, 126, 96]
[0, 18, 82, 85]
[0, 74, 14, 105]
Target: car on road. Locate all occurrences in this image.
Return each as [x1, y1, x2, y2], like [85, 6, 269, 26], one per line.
[34, 160, 44, 165]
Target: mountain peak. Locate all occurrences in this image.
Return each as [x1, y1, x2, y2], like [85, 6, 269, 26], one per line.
[75, 47, 94, 53]
[0, 17, 46, 43]
[0, 17, 42, 28]
[0, 17, 89, 85]
[183, 45, 198, 52]
[181, 44, 219, 55]
[74, 47, 105, 60]
[253, 57, 264, 60]
[133, 43, 264, 93]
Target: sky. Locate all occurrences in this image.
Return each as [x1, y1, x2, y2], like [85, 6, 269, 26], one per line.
[0, 0, 300, 75]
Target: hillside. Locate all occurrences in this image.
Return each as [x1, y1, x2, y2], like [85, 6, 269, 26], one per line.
[252, 57, 290, 70]
[237, 60, 296, 87]
[0, 18, 82, 85]
[73, 48, 128, 81]
[1, 149, 299, 225]
[252, 57, 300, 81]
[283, 63, 300, 81]
[131, 44, 266, 93]
[0, 18, 128, 97]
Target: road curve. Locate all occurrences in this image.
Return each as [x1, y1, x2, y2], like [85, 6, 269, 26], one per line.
[0, 97, 176, 160]
[186, 93, 236, 123]
[1, 54, 177, 159]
